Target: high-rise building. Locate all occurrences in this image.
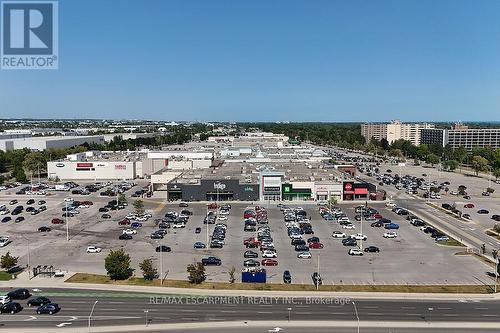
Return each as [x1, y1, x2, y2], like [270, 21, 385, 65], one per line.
[361, 119, 434, 145]
[421, 123, 500, 150]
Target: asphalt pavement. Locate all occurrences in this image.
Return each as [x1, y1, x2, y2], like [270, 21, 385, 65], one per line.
[0, 288, 499, 330]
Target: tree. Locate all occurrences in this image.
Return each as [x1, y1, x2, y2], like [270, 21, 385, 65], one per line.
[133, 199, 145, 215]
[118, 193, 127, 204]
[139, 259, 157, 281]
[12, 167, 27, 183]
[1, 252, 18, 271]
[22, 151, 47, 176]
[105, 249, 132, 280]
[481, 243, 486, 254]
[426, 154, 440, 167]
[472, 155, 489, 176]
[442, 160, 458, 172]
[186, 262, 205, 284]
[388, 149, 403, 159]
[493, 168, 500, 181]
[228, 266, 236, 283]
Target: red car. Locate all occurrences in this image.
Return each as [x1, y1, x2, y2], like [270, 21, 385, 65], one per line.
[372, 213, 383, 219]
[51, 218, 64, 225]
[464, 203, 475, 208]
[261, 259, 278, 266]
[82, 201, 93, 206]
[309, 242, 324, 249]
[118, 219, 130, 226]
[207, 203, 218, 209]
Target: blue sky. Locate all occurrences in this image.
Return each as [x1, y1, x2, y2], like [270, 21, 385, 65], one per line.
[1, 0, 500, 122]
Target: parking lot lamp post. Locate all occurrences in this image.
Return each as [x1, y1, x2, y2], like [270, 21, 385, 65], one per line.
[65, 201, 69, 241]
[316, 251, 320, 291]
[88, 300, 98, 332]
[206, 205, 209, 245]
[428, 307, 433, 323]
[144, 309, 149, 326]
[352, 301, 360, 333]
[287, 307, 292, 322]
[156, 241, 163, 285]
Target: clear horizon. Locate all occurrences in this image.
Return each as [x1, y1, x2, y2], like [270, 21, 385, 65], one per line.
[1, 0, 500, 122]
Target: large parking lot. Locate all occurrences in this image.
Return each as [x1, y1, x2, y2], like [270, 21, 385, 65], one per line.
[1, 178, 491, 286]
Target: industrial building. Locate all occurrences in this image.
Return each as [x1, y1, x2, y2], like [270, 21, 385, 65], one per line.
[0, 135, 105, 151]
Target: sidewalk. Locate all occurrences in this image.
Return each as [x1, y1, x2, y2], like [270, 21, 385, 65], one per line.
[1, 271, 499, 301]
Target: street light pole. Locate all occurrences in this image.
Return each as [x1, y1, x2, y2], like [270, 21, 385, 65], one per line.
[88, 300, 98, 332]
[495, 258, 498, 294]
[352, 301, 360, 333]
[287, 307, 292, 322]
[65, 201, 69, 241]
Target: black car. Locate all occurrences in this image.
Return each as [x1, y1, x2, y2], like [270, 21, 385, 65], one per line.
[371, 221, 383, 227]
[27, 296, 51, 307]
[37, 303, 60, 315]
[15, 216, 24, 223]
[0, 302, 22, 314]
[26, 199, 35, 205]
[283, 270, 292, 284]
[155, 245, 171, 252]
[291, 239, 306, 246]
[342, 238, 357, 246]
[7, 288, 31, 300]
[195, 227, 201, 234]
[307, 237, 320, 243]
[364, 246, 380, 253]
[312, 272, 322, 286]
[158, 222, 170, 229]
[243, 259, 260, 267]
[150, 232, 164, 239]
[38, 200, 46, 205]
[98, 207, 109, 213]
[26, 206, 35, 212]
[478, 209, 489, 214]
[201, 256, 221, 266]
[244, 250, 258, 258]
[101, 214, 111, 219]
[38, 226, 51, 232]
[294, 244, 309, 252]
[492, 215, 500, 222]
[119, 234, 132, 240]
[1, 217, 11, 223]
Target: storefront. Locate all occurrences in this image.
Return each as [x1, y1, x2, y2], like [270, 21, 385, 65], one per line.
[342, 181, 372, 201]
[167, 179, 259, 202]
[259, 171, 285, 201]
[314, 183, 343, 202]
[282, 183, 313, 201]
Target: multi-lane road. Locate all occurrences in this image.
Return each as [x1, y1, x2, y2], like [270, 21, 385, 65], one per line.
[0, 288, 499, 331]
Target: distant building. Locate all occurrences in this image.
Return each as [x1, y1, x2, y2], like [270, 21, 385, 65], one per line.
[421, 123, 500, 150]
[0, 135, 105, 152]
[361, 119, 434, 145]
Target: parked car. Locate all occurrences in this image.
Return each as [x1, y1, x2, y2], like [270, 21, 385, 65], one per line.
[384, 223, 399, 230]
[155, 245, 171, 252]
[195, 227, 202, 234]
[202, 256, 221, 266]
[348, 248, 364, 256]
[261, 259, 278, 266]
[383, 231, 398, 238]
[119, 234, 133, 240]
[478, 209, 489, 214]
[194, 242, 206, 249]
[364, 246, 380, 253]
[86, 246, 102, 253]
[283, 270, 292, 283]
[332, 231, 346, 238]
[38, 226, 51, 232]
[15, 216, 24, 223]
[297, 251, 312, 259]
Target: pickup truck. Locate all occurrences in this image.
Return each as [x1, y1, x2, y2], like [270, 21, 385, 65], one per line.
[201, 256, 222, 266]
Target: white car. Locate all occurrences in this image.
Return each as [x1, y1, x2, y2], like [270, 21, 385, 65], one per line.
[332, 231, 347, 238]
[297, 251, 312, 259]
[218, 215, 228, 221]
[0, 210, 9, 215]
[0, 295, 11, 305]
[0, 237, 10, 247]
[172, 223, 185, 228]
[79, 205, 89, 209]
[348, 248, 364, 256]
[342, 224, 355, 230]
[122, 229, 137, 235]
[86, 246, 102, 253]
[219, 210, 230, 215]
[262, 250, 277, 258]
[383, 232, 398, 238]
[351, 233, 367, 241]
[64, 198, 74, 202]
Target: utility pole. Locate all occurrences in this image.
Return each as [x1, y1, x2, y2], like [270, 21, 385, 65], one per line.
[352, 301, 360, 333]
[88, 300, 98, 332]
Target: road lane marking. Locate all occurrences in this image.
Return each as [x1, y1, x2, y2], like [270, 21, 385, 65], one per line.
[295, 312, 312, 315]
[220, 310, 236, 313]
[362, 306, 379, 309]
[257, 311, 273, 314]
[180, 309, 196, 312]
[475, 307, 489, 310]
[437, 307, 452, 310]
[482, 314, 499, 317]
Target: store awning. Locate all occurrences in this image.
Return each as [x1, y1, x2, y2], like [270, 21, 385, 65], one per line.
[354, 188, 368, 195]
